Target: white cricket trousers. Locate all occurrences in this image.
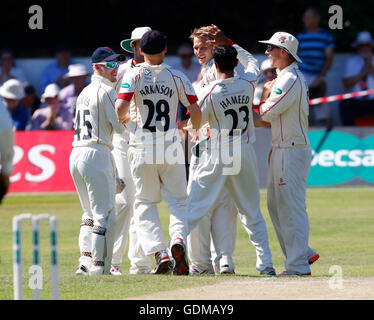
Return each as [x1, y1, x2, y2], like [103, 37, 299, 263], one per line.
[69, 145, 117, 274]
[127, 145, 189, 256]
[188, 143, 273, 272]
[187, 154, 237, 273]
[111, 140, 152, 272]
[267, 145, 312, 274]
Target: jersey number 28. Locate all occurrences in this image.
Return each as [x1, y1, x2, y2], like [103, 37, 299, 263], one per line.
[143, 99, 170, 132]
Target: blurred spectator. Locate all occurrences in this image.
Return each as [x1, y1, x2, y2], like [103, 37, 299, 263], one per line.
[21, 84, 41, 116]
[10, 104, 30, 131]
[31, 84, 73, 130]
[172, 43, 201, 83]
[340, 31, 374, 126]
[59, 64, 89, 117]
[9, 84, 42, 130]
[0, 79, 26, 130]
[297, 7, 335, 126]
[40, 43, 75, 94]
[253, 59, 277, 106]
[0, 49, 27, 85]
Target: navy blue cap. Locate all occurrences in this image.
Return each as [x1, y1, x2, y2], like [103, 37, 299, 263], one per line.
[140, 30, 167, 54]
[91, 47, 126, 63]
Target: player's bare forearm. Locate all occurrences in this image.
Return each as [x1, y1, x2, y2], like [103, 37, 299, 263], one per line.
[115, 99, 130, 124]
[188, 102, 202, 130]
[252, 110, 270, 127]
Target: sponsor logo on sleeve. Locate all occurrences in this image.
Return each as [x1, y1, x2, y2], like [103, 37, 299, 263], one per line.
[273, 87, 282, 94]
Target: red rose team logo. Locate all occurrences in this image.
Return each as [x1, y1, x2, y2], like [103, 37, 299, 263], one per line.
[279, 36, 287, 43]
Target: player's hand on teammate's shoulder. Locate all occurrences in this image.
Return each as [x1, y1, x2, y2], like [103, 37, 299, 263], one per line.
[206, 24, 229, 46]
[262, 79, 276, 101]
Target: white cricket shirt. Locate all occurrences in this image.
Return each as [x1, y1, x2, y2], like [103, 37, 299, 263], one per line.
[199, 75, 256, 146]
[0, 99, 14, 175]
[72, 74, 125, 151]
[194, 43, 260, 144]
[260, 62, 310, 148]
[118, 62, 198, 146]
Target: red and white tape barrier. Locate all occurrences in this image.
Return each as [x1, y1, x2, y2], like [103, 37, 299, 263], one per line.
[309, 89, 374, 105]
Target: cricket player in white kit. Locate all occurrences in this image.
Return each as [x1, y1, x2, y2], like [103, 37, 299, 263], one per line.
[258, 32, 319, 276]
[0, 106, 14, 202]
[70, 47, 126, 275]
[187, 44, 276, 276]
[0, 99, 14, 203]
[111, 27, 153, 275]
[0, 79, 24, 203]
[187, 25, 255, 274]
[115, 30, 202, 275]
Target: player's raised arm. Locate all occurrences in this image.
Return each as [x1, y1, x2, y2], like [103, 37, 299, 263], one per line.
[234, 45, 260, 80]
[207, 24, 260, 80]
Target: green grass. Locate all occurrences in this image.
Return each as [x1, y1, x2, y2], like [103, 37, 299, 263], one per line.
[0, 187, 373, 299]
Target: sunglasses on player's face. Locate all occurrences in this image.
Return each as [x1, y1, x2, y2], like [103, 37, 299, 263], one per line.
[95, 61, 121, 69]
[266, 45, 281, 52]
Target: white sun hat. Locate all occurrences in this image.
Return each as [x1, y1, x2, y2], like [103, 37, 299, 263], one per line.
[0, 79, 25, 100]
[352, 31, 374, 47]
[259, 32, 302, 63]
[260, 59, 273, 72]
[65, 64, 89, 78]
[120, 26, 152, 53]
[41, 83, 60, 103]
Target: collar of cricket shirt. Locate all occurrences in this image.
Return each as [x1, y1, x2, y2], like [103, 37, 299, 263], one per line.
[216, 75, 240, 84]
[276, 61, 299, 76]
[140, 62, 170, 73]
[91, 74, 114, 87]
[203, 59, 214, 70]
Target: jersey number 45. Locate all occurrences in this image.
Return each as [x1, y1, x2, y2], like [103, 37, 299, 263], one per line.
[74, 109, 92, 141]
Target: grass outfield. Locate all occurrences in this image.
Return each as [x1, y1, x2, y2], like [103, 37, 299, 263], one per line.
[0, 187, 373, 300]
